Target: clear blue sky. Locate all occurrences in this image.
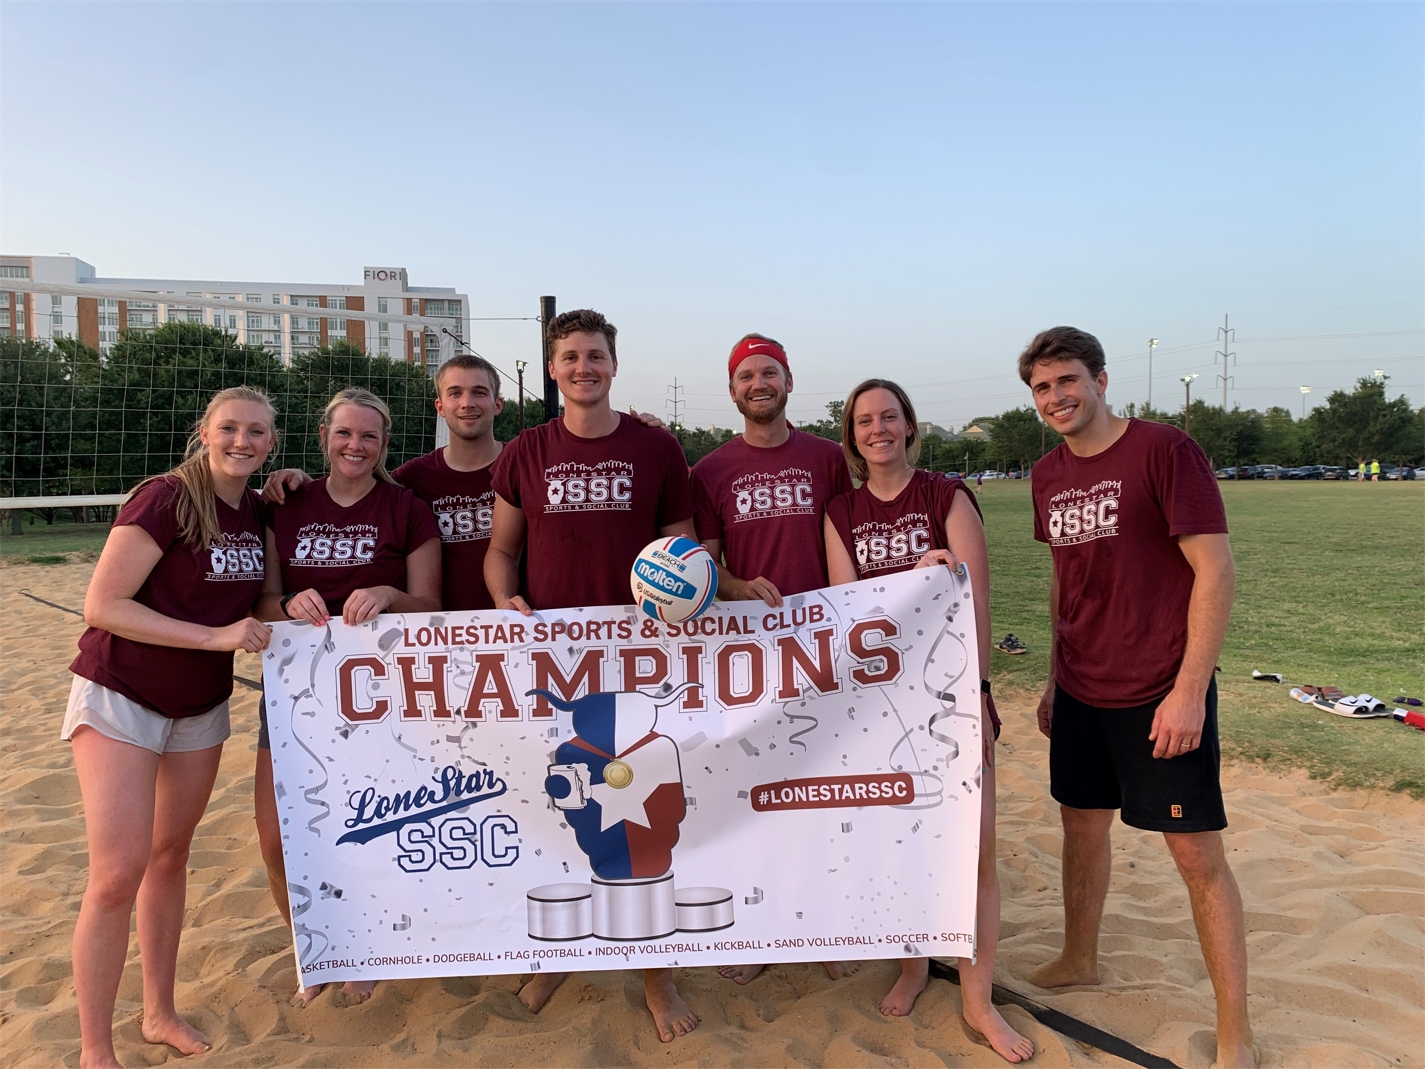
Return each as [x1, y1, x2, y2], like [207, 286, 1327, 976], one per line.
[3, 2, 1421, 429]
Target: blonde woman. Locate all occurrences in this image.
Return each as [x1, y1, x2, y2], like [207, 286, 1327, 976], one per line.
[823, 379, 1033, 1063]
[65, 386, 277, 1068]
[254, 387, 441, 1005]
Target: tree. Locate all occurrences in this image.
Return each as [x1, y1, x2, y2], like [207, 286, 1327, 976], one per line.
[493, 396, 548, 442]
[0, 335, 87, 499]
[1307, 375, 1423, 466]
[985, 406, 1061, 471]
[279, 340, 436, 474]
[674, 425, 738, 466]
[1259, 406, 1301, 465]
[797, 400, 844, 443]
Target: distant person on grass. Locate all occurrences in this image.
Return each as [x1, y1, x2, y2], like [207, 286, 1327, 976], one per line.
[688, 332, 859, 988]
[254, 387, 442, 1008]
[1370, 459, 1380, 482]
[822, 379, 1032, 1063]
[64, 386, 277, 1068]
[1018, 327, 1254, 1068]
[484, 308, 702, 1044]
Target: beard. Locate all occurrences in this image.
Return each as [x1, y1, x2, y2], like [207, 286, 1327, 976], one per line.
[734, 388, 788, 426]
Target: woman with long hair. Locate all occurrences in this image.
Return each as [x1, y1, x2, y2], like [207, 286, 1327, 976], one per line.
[254, 386, 441, 1006]
[66, 386, 277, 1068]
[823, 379, 1034, 1064]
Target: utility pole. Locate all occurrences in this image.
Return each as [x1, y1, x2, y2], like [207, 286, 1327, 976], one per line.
[666, 378, 684, 429]
[1181, 374, 1199, 434]
[1147, 338, 1158, 409]
[539, 295, 557, 424]
[516, 360, 528, 432]
[1214, 314, 1236, 409]
[1299, 385, 1311, 418]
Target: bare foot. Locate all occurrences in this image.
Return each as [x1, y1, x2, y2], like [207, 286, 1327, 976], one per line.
[717, 963, 766, 985]
[140, 1011, 212, 1056]
[963, 1003, 1035, 1064]
[77, 1046, 123, 1069]
[1213, 1039, 1257, 1068]
[822, 960, 861, 980]
[290, 982, 326, 1007]
[341, 979, 376, 1005]
[879, 961, 929, 1017]
[1026, 953, 1099, 988]
[518, 972, 568, 1013]
[645, 972, 699, 1043]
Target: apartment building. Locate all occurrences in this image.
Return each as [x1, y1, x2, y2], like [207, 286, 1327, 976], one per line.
[0, 254, 470, 370]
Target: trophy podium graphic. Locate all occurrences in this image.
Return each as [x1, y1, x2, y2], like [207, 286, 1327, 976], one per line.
[525, 686, 734, 941]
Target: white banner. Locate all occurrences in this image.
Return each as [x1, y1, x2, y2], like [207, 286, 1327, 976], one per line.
[262, 568, 984, 984]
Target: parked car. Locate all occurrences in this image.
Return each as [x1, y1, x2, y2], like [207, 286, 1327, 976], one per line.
[1256, 464, 1290, 480]
[1386, 466, 1417, 481]
[1289, 465, 1325, 480]
[1216, 466, 1255, 480]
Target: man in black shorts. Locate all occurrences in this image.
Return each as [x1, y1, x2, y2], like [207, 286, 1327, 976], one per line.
[1019, 327, 1253, 1068]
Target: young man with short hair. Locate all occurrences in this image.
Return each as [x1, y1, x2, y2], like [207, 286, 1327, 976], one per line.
[688, 333, 858, 988]
[1019, 326, 1253, 1068]
[485, 308, 700, 1044]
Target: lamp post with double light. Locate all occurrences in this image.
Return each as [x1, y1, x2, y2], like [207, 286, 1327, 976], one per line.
[1181, 374, 1199, 434]
[1299, 385, 1311, 418]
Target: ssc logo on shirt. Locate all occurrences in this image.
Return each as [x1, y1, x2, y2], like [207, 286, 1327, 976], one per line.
[1045, 482, 1121, 546]
[543, 461, 634, 513]
[206, 534, 265, 582]
[852, 515, 932, 572]
[732, 467, 816, 523]
[433, 492, 494, 543]
[290, 522, 380, 567]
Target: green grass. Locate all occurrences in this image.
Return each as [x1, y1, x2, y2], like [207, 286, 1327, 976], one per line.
[0, 520, 112, 559]
[978, 479, 1425, 796]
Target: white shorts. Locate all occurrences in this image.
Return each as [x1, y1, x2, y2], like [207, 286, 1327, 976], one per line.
[61, 676, 231, 755]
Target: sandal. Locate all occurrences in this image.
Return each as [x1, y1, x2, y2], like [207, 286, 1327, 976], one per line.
[994, 633, 1028, 655]
[1251, 670, 1284, 683]
[1331, 695, 1391, 719]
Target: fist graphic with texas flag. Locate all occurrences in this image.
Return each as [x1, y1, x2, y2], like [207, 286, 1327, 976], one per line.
[534, 688, 689, 880]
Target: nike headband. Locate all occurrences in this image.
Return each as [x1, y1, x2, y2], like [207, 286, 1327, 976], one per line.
[728, 336, 790, 380]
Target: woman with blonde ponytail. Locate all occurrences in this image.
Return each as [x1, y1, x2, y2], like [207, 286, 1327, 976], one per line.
[254, 386, 441, 1006]
[65, 385, 277, 1068]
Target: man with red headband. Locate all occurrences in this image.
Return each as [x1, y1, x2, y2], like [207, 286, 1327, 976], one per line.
[690, 333, 855, 985]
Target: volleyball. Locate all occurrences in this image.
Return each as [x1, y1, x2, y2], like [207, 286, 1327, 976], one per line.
[630, 537, 718, 623]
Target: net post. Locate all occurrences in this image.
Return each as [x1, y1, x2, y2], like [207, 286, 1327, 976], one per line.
[539, 295, 556, 425]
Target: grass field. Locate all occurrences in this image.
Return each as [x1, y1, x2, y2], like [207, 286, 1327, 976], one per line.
[5, 483, 1423, 794]
[977, 479, 1425, 797]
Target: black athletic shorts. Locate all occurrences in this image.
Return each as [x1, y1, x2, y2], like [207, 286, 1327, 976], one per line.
[1048, 678, 1226, 833]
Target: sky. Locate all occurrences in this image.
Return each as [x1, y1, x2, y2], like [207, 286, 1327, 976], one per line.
[2, 1, 1421, 430]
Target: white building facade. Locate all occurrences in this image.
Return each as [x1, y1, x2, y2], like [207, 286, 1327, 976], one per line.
[0, 255, 470, 371]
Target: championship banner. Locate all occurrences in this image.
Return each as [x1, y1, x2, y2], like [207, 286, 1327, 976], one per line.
[262, 568, 985, 985]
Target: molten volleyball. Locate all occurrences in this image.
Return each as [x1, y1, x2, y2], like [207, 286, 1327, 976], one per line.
[631, 536, 718, 623]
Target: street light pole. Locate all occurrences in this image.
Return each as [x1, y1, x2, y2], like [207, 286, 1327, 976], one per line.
[1299, 385, 1311, 418]
[516, 359, 528, 433]
[1181, 374, 1199, 434]
[1147, 338, 1158, 409]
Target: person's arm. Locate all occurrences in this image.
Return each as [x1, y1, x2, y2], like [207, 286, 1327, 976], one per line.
[254, 526, 329, 626]
[341, 537, 442, 625]
[823, 514, 859, 586]
[485, 493, 532, 615]
[1149, 532, 1235, 759]
[703, 537, 783, 607]
[261, 468, 312, 505]
[940, 494, 993, 764]
[1036, 566, 1059, 738]
[84, 524, 271, 653]
[658, 517, 697, 541]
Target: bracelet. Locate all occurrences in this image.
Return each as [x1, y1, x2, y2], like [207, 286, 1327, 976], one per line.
[981, 679, 992, 695]
[279, 593, 296, 619]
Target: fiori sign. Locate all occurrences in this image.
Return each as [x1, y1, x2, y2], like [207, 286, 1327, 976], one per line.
[263, 568, 984, 984]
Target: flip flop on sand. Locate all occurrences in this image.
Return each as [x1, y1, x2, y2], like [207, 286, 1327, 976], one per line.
[1252, 670, 1284, 683]
[1331, 695, 1392, 719]
[994, 634, 1028, 656]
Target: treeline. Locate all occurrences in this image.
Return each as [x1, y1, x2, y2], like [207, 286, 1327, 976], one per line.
[772, 380, 1423, 474]
[3, 327, 1421, 501]
[0, 325, 548, 499]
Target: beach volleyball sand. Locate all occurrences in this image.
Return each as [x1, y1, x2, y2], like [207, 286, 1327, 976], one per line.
[1, 562, 1421, 1067]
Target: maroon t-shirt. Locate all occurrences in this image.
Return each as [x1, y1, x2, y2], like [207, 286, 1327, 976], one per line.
[394, 448, 496, 611]
[1032, 419, 1228, 708]
[826, 469, 980, 579]
[490, 413, 694, 610]
[70, 476, 266, 719]
[691, 429, 852, 597]
[268, 477, 440, 616]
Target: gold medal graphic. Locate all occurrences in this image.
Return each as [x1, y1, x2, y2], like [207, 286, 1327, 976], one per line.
[603, 759, 634, 789]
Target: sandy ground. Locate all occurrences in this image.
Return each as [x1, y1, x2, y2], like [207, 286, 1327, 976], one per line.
[1, 561, 1422, 1069]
